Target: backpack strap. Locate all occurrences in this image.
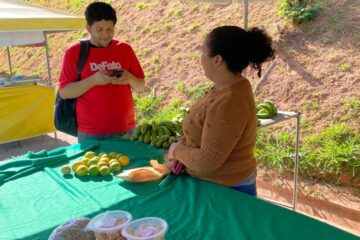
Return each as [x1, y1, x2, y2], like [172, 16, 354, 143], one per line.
[76, 39, 90, 81]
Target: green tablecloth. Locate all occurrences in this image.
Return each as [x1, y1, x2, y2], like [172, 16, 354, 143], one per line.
[0, 138, 358, 240]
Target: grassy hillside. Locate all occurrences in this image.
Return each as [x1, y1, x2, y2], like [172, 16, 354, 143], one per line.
[1, 0, 357, 128]
[0, 0, 358, 183]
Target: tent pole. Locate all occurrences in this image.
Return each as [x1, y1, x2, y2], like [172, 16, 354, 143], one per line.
[243, 0, 248, 31]
[6, 47, 13, 76]
[234, 0, 249, 76]
[44, 33, 52, 86]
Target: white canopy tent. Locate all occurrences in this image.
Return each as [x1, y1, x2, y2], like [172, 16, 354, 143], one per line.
[0, 0, 84, 45]
[0, 0, 85, 144]
[0, 0, 85, 82]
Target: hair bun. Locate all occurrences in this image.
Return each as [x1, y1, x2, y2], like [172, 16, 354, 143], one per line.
[247, 27, 274, 77]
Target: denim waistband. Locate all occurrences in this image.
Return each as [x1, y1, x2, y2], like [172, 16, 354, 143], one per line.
[233, 171, 257, 187]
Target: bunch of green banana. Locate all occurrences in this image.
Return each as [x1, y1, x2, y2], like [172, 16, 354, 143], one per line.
[132, 120, 182, 149]
[256, 100, 277, 119]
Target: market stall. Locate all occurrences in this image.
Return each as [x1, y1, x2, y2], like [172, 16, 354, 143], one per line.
[0, 138, 357, 239]
[0, 0, 85, 143]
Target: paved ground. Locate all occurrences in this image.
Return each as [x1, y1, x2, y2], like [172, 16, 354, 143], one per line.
[0, 132, 77, 161]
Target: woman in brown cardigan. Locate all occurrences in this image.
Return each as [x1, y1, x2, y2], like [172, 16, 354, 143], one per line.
[167, 26, 274, 196]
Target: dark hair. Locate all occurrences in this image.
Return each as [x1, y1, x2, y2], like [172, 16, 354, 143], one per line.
[85, 1, 117, 26]
[206, 26, 274, 77]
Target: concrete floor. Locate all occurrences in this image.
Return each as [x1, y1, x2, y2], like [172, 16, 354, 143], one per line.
[0, 132, 77, 161]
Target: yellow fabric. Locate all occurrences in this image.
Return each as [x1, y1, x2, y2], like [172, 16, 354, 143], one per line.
[0, 18, 85, 31]
[0, 85, 55, 143]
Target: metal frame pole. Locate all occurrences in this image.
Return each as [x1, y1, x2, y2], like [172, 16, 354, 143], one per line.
[44, 33, 52, 85]
[6, 47, 13, 76]
[292, 113, 301, 210]
[235, 0, 249, 76]
[44, 32, 58, 139]
[234, 0, 248, 30]
[243, 0, 249, 30]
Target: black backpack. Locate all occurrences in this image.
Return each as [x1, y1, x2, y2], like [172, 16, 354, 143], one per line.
[54, 39, 89, 137]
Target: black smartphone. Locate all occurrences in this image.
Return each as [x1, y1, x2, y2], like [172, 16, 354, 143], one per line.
[107, 70, 123, 77]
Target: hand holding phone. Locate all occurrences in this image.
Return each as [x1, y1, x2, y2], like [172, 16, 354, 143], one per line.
[107, 70, 123, 78]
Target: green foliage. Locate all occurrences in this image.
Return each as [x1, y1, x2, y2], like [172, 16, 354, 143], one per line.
[31, 69, 44, 76]
[188, 23, 199, 32]
[322, 37, 331, 45]
[134, 93, 187, 125]
[150, 28, 160, 36]
[191, 52, 200, 61]
[345, 98, 360, 114]
[133, 93, 161, 121]
[150, 98, 186, 123]
[154, 65, 161, 73]
[306, 101, 319, 110]
[278, 0, 320, 24]
[138, 47, 152, 57]
[339, 63, 351, 72]
[189, 82, 214, 100]
[177, 82, 214, 100]
[301, 123, 360, 178]
[151, 55, 160, 64]
[165, 24, 173, 32]
[168, 9, 182, 17]
[255, 129, 296, 172]
[189, 5, 199, 14]
[176, 82, 186, 92]
[68, 0, 84, 8]
[256, 123, 360, 181]
[136, 3, 148, 10]
[144, 69, 153, 79]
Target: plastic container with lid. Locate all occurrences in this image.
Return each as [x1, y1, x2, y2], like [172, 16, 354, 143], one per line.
[122, 217, 168, 240]
[86, 210, 132, 240]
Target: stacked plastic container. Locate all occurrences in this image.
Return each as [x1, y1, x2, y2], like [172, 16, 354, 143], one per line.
[87, 210, 132, 240]
[122, 217, 168, 240]
[86, 211, 168, 240]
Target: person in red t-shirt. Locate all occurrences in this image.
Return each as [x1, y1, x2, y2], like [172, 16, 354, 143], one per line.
[58, 2, 145, 143]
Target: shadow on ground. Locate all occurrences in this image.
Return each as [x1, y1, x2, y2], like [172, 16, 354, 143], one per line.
[0, 132, 77, 161]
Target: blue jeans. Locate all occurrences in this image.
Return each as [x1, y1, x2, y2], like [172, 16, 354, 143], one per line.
[78, 129, 134, 143]
[231, 171, 257, 197]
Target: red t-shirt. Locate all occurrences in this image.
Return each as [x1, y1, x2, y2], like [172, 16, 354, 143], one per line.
[59, 40, 144, 134]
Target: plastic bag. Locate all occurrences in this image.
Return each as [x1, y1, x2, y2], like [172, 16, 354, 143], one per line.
[48, 217, 95, 240]
[117, 160, 170, 183]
